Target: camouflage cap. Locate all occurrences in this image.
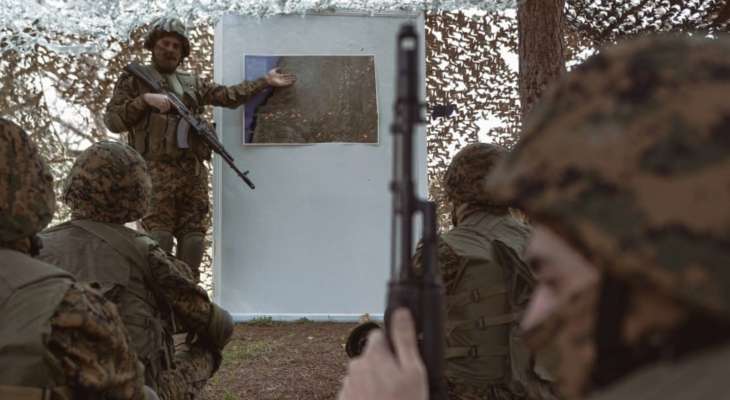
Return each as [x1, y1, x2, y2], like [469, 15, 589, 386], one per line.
[486, 35, 730, 318]
[63, 141, 151, 224]
[443, 142, 507, 206]
[0, 118, 56, 242]
[144, 17, 190, 58]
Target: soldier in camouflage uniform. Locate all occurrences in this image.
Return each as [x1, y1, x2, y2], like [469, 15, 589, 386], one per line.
[0, 118, 153, 399]
[485, 35, 730, 399]
[37, 141, 234, 400]
[415, 143, 555, 400]
[342, 35, 730, 400]
[103, 17, 296, 280]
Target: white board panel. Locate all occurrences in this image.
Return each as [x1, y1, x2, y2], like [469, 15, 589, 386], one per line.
[213, 12, 426, 321]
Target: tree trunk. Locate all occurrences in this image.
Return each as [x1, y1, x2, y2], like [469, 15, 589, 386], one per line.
[518, 0, 566, 121]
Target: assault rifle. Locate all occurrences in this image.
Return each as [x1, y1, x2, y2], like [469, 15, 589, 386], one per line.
[125, 63, 256, 190]
[345, 23, 447, 400]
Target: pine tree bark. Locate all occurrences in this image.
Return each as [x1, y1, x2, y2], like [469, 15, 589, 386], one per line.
[518, 0, 566, 121]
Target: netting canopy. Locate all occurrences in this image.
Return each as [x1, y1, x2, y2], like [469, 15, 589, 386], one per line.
[1, 0, 518, 55]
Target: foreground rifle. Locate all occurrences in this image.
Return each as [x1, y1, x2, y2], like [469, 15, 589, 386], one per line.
[345, 23, 447, 400]
[125, 63, 255, 189]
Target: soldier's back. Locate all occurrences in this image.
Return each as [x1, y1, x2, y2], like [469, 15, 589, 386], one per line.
[440, 209, 547, 399]
[0, 248, 73, 389]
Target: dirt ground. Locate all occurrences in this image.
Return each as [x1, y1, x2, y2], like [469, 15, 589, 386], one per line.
[201, 320, 359, 400]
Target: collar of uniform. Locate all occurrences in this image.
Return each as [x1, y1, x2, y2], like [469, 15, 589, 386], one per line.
[454, 203, 509, 226]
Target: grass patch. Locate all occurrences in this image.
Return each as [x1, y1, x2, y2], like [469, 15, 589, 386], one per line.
[245, 316, 275, 326]
[224, 339, 277, 361]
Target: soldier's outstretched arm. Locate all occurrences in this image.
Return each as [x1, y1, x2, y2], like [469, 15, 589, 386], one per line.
[147, 245, 233, 350]
[104, 72, 152, 133]
[48, 282, 148, 400]
[197, 74, 270, 109]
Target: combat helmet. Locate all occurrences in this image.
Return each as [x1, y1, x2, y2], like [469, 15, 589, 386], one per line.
[63, 141, 151, 224]
[487, 35, 730, 319]
[0, 118, 56, 243]
[144, 17, 190, 58]
[443, 142, 506, 206]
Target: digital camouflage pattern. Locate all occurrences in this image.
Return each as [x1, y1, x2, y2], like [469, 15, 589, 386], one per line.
[144, 17, 190, 58]
[49, 282, 147, 399]
[38, 215, 228, 400]
[0, 118, 55, 243]
[0, 120, 146, 399]
[64, 141, 152, 224]
[146, 243, 213, 333]
[157, 345, 216, 400]
[487, 35, 730, 319]
[444, 143, 507, 206]
[40, 208, 225, 394]
[104, 56, 268, 236]
[142, 159, 209, 237]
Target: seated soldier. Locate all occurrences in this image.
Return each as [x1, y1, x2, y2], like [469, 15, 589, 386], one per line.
[0, 118, 155, 399]
[416, 142, 556, 400]
[37, 140, 233, 400]
[340, 34, 730, 400]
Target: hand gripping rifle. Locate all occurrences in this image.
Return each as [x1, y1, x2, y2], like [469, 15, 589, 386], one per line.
[345, 23, 447, 400]
[125, 63, 255, 189]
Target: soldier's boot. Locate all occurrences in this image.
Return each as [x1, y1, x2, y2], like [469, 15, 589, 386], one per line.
[177, 232, 205, 282]
[149, 230, 175, 253]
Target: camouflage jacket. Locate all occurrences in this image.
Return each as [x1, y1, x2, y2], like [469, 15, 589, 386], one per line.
[103, 63, 268, 161]
[0, 246, 145, 399]
[38, 221, 216, 384]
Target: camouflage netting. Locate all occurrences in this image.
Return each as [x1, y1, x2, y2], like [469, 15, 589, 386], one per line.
[565, 0, 730, 46]
[0, 0, 519, 55]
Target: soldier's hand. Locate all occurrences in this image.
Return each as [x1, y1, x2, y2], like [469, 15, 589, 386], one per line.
[337, 308, 427, 400]
[143, 93, 172, 113]
[265, 68, 297, 87]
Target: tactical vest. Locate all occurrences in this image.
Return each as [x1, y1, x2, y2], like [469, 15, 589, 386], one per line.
[440, 211, 537, 394]
[129, 64, 211, 162]
[0, 248, 73, 396]
[38, 220, 176, 388]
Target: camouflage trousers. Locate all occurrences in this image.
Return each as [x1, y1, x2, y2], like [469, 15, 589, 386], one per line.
[156, 345, 216, 400]
[142, 159, 210, 238]
[447, 380, 525, 400]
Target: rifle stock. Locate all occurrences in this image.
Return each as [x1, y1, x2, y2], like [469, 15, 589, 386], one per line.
[124, 63, 255, 189]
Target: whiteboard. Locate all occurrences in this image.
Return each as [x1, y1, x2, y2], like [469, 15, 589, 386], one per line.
[213, 12, 427, 321]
